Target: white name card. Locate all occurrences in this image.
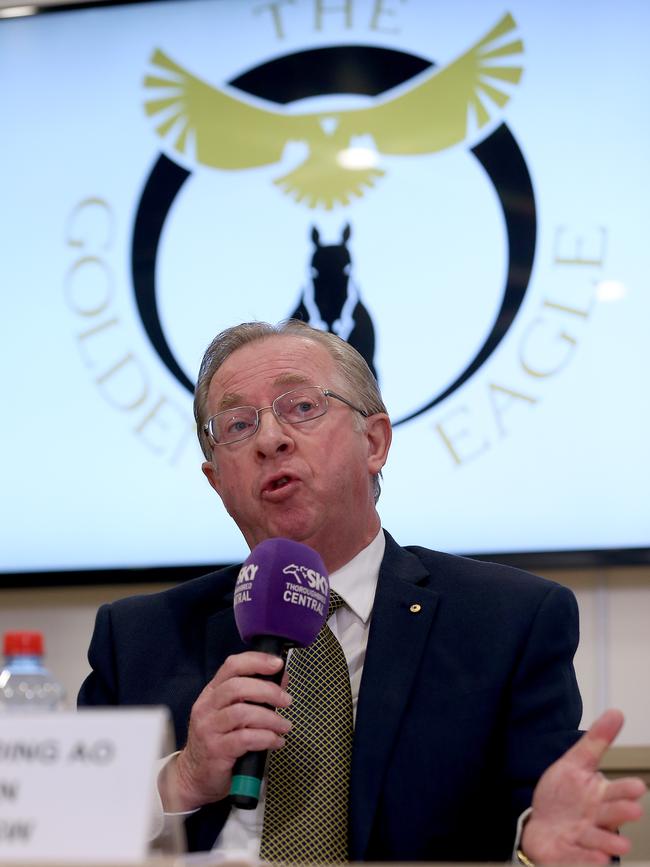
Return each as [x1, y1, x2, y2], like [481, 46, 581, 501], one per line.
[0, 707, 173, 863]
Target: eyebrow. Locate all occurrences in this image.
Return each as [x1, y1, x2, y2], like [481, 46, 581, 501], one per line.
[216, 374, 313, 412]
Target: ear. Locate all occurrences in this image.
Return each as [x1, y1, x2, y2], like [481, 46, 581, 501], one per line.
[202, 460, 222, 497]
[364, 413, 392, 476]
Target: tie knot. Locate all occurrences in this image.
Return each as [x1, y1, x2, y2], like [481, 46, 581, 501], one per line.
[328, 590, 345, 619]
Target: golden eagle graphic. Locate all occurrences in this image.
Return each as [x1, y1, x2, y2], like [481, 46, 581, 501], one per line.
[143, 13, 523, 210]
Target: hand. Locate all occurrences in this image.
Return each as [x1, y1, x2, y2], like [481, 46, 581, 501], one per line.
[158, 651, 292, 812]
[521, 709, 647, 864]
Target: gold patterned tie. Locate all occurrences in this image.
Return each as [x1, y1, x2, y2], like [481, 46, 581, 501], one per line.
[260, 591, 352, 863]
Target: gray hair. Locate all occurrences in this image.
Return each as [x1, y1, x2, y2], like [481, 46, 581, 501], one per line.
[193, 320, 388, 501]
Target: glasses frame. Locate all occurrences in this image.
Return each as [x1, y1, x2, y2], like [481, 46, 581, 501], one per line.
[203, 385, 369, 446]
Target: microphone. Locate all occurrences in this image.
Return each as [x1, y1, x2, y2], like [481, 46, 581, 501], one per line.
[229, 537, 329, 809]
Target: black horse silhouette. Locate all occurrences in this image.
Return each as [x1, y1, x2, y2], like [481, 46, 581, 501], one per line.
[290, 224, 377, 381]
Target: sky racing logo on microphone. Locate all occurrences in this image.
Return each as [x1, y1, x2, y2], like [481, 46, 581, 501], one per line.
[232, 559, 328, 614]
[234, 563, 258, 606]
[282, 564, 328, 594]
[283, 564, 328, 616]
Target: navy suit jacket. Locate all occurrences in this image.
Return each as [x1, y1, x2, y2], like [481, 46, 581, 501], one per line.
[78, 532, 582, 861]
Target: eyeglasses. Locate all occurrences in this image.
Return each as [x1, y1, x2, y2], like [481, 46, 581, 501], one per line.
[204, 385, 369, 446]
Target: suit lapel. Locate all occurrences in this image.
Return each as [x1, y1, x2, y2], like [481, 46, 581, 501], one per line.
[204, 580, 247, 681]
[349, 534, 439, 859]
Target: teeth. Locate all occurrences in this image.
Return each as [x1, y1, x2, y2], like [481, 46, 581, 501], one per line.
[274, 477, 289, 489]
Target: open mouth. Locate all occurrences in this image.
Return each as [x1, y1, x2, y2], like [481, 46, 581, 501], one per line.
[263, 474, 296, 495]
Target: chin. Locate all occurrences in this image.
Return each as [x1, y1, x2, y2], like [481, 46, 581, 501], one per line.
[270, 521, 320, 547]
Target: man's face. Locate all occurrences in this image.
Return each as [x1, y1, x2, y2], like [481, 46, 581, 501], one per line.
[201, 335, 391, 571]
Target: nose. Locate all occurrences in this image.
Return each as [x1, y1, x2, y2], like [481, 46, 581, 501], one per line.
[254, 406, 294, 458]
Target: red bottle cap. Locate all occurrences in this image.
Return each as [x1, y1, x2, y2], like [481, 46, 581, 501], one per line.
[3, 631, 44, 657]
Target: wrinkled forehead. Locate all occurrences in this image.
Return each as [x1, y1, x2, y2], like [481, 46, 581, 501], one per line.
[206, 334, 343, 412]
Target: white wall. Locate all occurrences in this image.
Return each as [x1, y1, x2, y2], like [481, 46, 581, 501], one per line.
[0, 583, 173, 708]
[547, 566, 650, 743]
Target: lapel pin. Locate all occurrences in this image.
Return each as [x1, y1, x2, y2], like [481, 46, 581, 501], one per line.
[409, 603, 422, 613]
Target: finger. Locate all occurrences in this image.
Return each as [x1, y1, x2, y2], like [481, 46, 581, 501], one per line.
[217, 702, 293, 735]
[563, 709, 625, 771]
[183, 728, 288, 781]
[217, 727, 288, 761]
[188, 696, 289, 753]
[596, 798, 644, 830]
[603, 776, 647, 801]
[213, 675, 292, 709]
[579, 825, 632, 856]
[212, 651, 285, 686]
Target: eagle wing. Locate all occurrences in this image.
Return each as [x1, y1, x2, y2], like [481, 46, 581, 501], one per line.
[143, 49, 317, 169]
[334, 12, 524, 154]
[143, 12, 522, 208]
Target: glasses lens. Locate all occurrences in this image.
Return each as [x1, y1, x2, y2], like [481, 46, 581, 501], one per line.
[275, 387, 327, 424]
[212, 407, 258, 443]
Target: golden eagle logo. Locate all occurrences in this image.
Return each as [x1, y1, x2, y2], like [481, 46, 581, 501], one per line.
[143, 13, 523, 210]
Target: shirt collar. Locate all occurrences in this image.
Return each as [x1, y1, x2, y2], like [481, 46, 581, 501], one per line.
[328, 528, 385, 624]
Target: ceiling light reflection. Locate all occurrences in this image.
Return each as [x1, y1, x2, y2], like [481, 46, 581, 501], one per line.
[596, 280, 627, 302]
[337, 147, 379, 171]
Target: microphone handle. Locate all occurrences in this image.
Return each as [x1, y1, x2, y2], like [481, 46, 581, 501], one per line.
[230, 635, 290, 809]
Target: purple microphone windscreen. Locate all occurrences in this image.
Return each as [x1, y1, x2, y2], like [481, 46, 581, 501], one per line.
[233, 538, 329, 648]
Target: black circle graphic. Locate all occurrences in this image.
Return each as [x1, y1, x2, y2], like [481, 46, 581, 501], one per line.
[131, 45, 536, 425]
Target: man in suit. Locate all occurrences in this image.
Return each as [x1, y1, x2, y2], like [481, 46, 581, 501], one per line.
[79, 320, 645, 862]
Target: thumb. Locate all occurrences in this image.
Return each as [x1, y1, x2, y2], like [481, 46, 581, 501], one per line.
[563, 708, 624, 771]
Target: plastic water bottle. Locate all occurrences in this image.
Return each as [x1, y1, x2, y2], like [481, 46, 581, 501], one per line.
[0, 631, 65, 711]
